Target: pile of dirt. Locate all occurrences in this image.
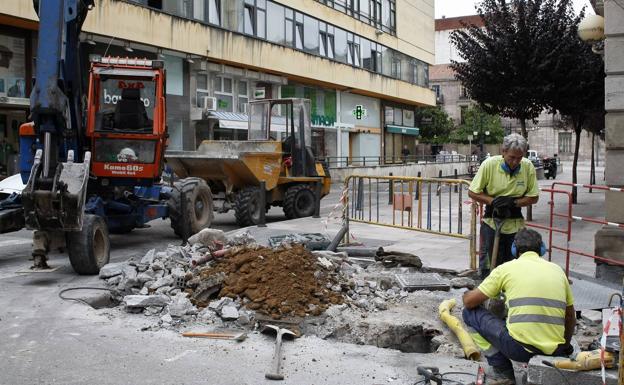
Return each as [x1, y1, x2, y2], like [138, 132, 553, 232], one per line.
[195, 244, 344, 319]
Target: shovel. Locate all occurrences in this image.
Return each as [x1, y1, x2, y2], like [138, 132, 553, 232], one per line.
[489, 215, 506, 270]
[262, 324, 296, 380]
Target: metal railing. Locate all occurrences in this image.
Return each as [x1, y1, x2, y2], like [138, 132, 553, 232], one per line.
[524, 181, 624, 276]
[321, 154, 470, 168]
[342, 175, 478, 270]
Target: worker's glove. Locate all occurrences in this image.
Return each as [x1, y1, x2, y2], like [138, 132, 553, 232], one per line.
[555, 342, 574, 357]
[492, 196, 517, 209]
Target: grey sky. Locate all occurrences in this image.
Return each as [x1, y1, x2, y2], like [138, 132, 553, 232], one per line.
[435, 0, 594, 19]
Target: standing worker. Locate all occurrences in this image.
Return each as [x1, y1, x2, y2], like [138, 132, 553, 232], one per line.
[462, 229, 575, 384]
[468, 133, 539, 278]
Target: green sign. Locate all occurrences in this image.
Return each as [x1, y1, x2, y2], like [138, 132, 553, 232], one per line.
[352, 105, 367, 120]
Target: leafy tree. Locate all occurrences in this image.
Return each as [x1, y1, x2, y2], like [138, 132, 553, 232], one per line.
[450, 105, 505, 145]
[450, 0, 576, 139]
[541, 1, 604, 203]
[415, 106, 455, 144]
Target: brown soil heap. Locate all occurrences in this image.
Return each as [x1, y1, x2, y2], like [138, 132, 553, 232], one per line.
[197, 244, 343, 319]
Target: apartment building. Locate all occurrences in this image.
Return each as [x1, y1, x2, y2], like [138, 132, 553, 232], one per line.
[0, 0, 435, 167]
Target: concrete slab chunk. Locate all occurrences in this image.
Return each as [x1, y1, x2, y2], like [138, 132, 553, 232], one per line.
[395, 273, 450, 292]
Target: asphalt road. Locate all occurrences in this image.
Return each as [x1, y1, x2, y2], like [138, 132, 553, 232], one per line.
[2, 183, 475, 385]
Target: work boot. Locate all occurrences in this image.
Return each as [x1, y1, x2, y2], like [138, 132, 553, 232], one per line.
[486, 365, 516, 385]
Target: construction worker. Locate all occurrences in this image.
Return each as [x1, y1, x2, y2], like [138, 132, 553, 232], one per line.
[462, 228, 575, 384]
[468, 133, 539, 278]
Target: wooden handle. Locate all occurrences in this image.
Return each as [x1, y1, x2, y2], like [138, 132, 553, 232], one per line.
[182, 332, 234, 337]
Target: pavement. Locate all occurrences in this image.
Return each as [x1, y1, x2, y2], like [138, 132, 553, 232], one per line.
[0, 160, 616, 384]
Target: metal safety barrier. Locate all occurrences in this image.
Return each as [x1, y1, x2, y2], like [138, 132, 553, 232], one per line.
[342, 175, 478, 270]
[524, 181, 624, 276]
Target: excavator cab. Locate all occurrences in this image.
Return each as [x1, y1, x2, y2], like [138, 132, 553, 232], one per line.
[86, 57, 167, 184]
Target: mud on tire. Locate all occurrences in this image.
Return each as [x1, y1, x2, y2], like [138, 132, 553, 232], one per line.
[234, 186, 262, 227]
[168, 177, 214, 238]
[283, 184, 316, 219]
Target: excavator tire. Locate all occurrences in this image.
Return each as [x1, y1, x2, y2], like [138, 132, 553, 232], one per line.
[234, 186, 262, 227]
[283, 184, 315, 219]
[67, 214, 110, 275]
[168, 178, 214, 238]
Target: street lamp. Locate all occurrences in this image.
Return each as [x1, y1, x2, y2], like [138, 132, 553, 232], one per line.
[467, 134, 474, 159]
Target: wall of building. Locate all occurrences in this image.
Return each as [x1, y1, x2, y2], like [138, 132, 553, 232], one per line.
[329, 160, 470, 182]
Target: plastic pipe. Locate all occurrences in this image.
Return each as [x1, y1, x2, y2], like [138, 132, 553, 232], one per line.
[438, 299, 481, 361]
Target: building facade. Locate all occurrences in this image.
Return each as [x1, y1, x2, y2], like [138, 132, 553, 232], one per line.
[0, 0, 435, 171]
[431, 14, 603, 162]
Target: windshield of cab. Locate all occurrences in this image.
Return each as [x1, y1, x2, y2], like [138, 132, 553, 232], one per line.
[96, 76, 156, 132]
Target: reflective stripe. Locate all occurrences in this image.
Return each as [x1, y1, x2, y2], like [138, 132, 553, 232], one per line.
[483, 345, 500, 357]
[508, 314, 565, 325]
[508, 297, 567, 310]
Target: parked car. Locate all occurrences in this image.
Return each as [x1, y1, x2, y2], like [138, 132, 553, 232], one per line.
[0, 174, 25, 199]
[526, 150, 543, 168]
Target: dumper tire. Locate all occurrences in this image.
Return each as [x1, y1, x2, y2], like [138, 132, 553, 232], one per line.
[169, 178, 214, 238]
[283, 184, 316, 219]
[67, 214, 110, 275]
[234, 186, 262, 227]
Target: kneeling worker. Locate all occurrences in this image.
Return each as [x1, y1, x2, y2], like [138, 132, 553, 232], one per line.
[462, 229, 575, 384]
[468, 133, 539, 278]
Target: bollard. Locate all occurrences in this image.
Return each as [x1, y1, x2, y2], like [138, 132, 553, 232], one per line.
[313, 179, 322, 218]
[415, 171, 421, 200]
[258, 181, 267, 227]
[388, 172, 394, 205]
[454, 169, 458, 192]
[356, 178, 364, 216]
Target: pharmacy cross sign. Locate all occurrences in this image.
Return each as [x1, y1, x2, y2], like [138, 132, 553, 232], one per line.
[352, 105, 367, 120]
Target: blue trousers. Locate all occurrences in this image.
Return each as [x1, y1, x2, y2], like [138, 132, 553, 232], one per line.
[462, 307, 533, 369]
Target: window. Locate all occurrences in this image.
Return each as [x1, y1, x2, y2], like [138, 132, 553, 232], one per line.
[431, 85, 440, 98]
[393, 107, 402, 126]
[295, 13, 304, 49]
[208, 0, 220, 25]
[196, 74, 209, 108]
[460, 86, 469, 99]
[193, 0, 205, 21]
[385, 106, 394, 125]
[238, 80, 249, 113]
[285, 10, 294, 47]
[244, 3, 255, 35]
[303, 15, 319, 54]
[460, 106, 468, 125]
[333, 27, 347, 63]
[347, 34, 360, 67]
[215, 76, 234, 112]
[267, 2, 285, 43]
[315, 0, 395, 35]
[559, 132, 572, 153]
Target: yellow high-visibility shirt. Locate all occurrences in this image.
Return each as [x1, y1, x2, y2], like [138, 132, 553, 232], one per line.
[469, 155, 539, 234]
[478, 251, 574, 355]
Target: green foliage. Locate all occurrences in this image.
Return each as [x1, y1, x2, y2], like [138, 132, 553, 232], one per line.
[414, 107, 454, 144]
[449, 0, 584, 138]
[450, 105, 504, 144]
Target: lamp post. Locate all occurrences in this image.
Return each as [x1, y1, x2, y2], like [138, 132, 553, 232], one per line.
[467, 134, 474, 160]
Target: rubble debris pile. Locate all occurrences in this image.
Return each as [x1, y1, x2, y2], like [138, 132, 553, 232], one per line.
[195, 244, 343, 318]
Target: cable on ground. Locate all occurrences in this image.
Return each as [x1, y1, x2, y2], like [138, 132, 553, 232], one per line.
[58, 287, 113, 307]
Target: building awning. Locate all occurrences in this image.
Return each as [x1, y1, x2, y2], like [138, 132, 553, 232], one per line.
[0, 96, 29, 110]
[385, 125, 420, 136]
[208, 111, 287, 132]
[208, 111, 248, 130]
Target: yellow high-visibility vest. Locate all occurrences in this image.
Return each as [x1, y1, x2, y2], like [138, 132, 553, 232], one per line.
[478, 251, 574, 354]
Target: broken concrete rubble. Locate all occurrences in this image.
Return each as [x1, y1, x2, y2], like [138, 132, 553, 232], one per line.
[188, 228, 226, 247]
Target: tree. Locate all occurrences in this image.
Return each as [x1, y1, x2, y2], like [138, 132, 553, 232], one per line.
[541, 1, 604, 203]
[414, 107, 455, 144]
[450, 0, 576, 139]
[450, 105, 505, 146]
